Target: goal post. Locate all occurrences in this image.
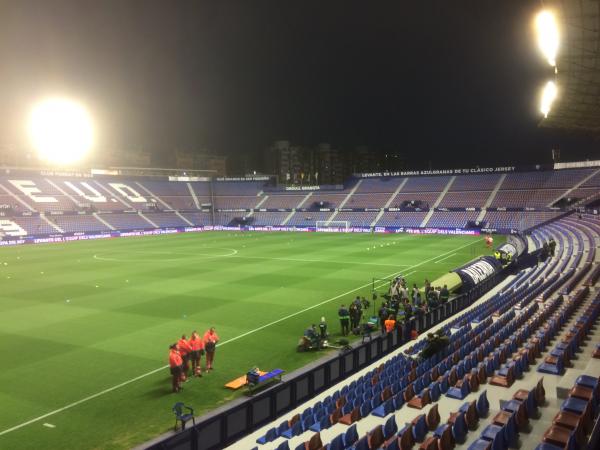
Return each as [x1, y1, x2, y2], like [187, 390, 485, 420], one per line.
[316, 220, 350, 231]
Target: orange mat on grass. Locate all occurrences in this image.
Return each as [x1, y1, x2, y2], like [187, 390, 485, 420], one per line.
[225, 371, 267, 390]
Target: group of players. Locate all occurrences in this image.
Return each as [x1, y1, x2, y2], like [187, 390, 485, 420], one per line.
[168, 327, 220, 393]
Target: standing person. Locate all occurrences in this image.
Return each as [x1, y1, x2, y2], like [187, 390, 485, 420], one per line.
[411, 284, 418, 301]
[338, 304, 350, 336]
[384, 314, 396, 334]
[357, 298, 364, 320]
[188, 331, 204, 377]
[549, 239, 556, 257]
[427, 288, 439, 309]
[318, 317, 328, 340]
[399, 284, 409, 302]
[439, 284, 450, 303]
[423, 279, 431, 299]
[169, 344, 183, 393]
[203, 327, 219, 371]
[353, 296, 363, 330]
[360, 296, 370, 311]
[413, 289, 422, 308]
[410, 328, 419, 340]
[377, 302, 387, 330]
[177, 334, 192, 381]
[403, 298, 413, 319]
[349, 302, 358, 330]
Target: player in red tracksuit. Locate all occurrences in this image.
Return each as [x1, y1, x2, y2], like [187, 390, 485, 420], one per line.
[188, 331, 204, 377]
[177, 335, 192, 381]
[169, 344, 183, 393]
[203, 327, 219, 371]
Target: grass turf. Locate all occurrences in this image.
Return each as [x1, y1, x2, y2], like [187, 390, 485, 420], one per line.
[0, 231, 499, 449]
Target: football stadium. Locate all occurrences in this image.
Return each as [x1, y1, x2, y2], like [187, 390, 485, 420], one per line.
[1, 2, 600, 450]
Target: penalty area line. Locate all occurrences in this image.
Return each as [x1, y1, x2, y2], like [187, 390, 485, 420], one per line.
[0, 237, 482, 437]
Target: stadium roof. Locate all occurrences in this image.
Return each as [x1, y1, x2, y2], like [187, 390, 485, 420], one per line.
[541, 0, 600, 132]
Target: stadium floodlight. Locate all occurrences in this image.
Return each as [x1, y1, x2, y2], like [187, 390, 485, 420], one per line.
[540, 81, 557, 118]
[535, 10, 559, 67]
[28, 97, 94, 165]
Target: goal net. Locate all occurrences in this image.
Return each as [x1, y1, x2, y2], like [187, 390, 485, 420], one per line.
[316, 220, 350, 231]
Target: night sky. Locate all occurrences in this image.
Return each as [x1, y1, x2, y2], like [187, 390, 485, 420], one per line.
[0, 0, 598, 171]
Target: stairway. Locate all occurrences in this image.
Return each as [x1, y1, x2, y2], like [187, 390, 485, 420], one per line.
[420, 176, 455, 227]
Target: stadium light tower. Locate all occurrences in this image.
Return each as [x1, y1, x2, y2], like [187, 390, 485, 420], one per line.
[535, 10, 559, 67]
[28, 97, 94, 165]
[540, 81, 557, 118]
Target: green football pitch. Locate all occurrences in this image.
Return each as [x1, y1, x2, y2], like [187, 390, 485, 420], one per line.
[0, 231, 497, 450]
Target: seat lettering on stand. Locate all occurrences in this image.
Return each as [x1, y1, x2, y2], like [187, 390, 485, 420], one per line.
[8, 180, 57, 203]
[64, 181, 107, 202]
[108, 183, 147, 203]
[0, 219, 27, 236]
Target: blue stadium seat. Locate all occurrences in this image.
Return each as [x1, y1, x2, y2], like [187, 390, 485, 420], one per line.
[451, 411, 467, 443]
[372, 397, 394, 417]
[276, 420, 289, 436]
[385, 437, 400, 450]
[341, 403, 352, 415]
[537, 356, 564, 375]
[344, 424, 359, 448]
[327, 433, 344, 450]
[446, 376, 470, 400]
[534, 444, 565, 450]
[576, 375, 598, 392]
[383, 415, 398, 440]
[477, 390, 490, 417]
[503, 414, 519, 448]
[309, 415, 329, 433]
[275, 440, 290, 450]
[412, 414, 427, 442]
[359, 400, 372, 418]
[256, 426, 277, 444]
[353, 436, 369, 450]
[429, 381, 441, 402]
[301, 407, 313, 421]
[392, 393, 404, 411]
[440, 375, 450, 393]
[370, 394, 382, 410]
[433, 423, 449, 439]
[560, 397, 589, 415]
[480, 424, 504, 445]
[468, 438, 495, 450]
[302, 414, 315, 430]
[281, 419, 302, 439]
[524, 389, 537, 417]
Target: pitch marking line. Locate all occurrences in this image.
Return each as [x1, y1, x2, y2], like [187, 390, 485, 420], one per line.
[93, 248, 239, 262]
[230, 255, 412, 268]
[434, 252, 457, 264]
[0, 238, 482, 437]
[92, 250, 412, 269]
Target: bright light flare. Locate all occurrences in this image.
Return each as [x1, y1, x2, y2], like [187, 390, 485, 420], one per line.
[535, 10, 559, 66]
[540, 81, 557, 118]
[28, 98, 94, 165]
